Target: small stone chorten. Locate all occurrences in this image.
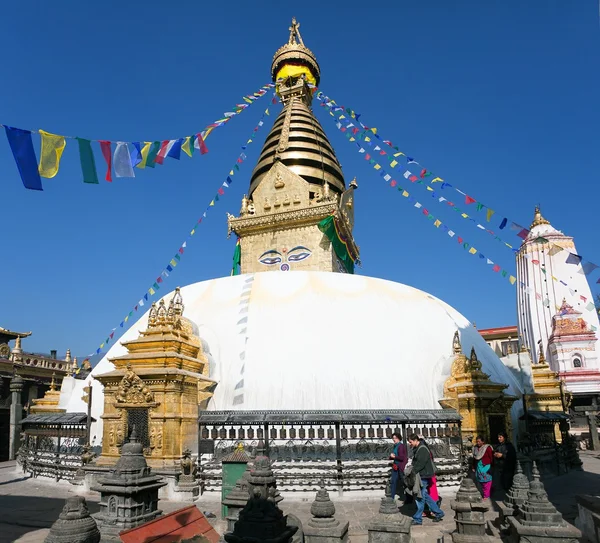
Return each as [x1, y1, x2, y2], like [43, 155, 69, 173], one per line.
[245, 441, 282, 505]
[223, 473, 252, 532]
[499, 460, 530, 528]
[367, 483, 412, 543]
[450, 477, 491, 543]
[91, 427, 167, 541]
[224, 486, 297, 543]
[507, 463, 582, 542]
[304, 482, 349, 543]
[44, 496, 100, 543]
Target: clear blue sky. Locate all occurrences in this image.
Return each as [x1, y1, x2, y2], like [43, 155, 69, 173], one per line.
[1, 1, 598, 357]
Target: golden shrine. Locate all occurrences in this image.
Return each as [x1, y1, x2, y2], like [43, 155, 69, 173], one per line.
[94, 287, 216, 468]
[29, 373, 65, 414]
[440, 332, 518, 443]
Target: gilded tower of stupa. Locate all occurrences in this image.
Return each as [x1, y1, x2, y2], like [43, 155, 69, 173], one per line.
[95, 288, 216, 468]
[228, 18, 359, 274]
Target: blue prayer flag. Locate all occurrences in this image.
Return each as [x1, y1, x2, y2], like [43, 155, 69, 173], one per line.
[5, 126, 43, 190]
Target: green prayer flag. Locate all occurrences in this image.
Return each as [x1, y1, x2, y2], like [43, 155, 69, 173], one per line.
[318, 215, 355, 274]
[476, 203, 484, 211]
[234, 164, 240, 171]
[145, 141, 161, 168]
[76, 138, 99, 184]
[231, 240, 241, 276]
[502, 270, 507, 277]
[175, 254, 181, 261]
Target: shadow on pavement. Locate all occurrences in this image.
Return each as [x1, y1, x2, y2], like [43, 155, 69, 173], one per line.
[0, 494, 100, 542]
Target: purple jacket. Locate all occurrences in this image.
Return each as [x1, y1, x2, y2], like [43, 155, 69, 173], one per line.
[392, 442, 408, 472]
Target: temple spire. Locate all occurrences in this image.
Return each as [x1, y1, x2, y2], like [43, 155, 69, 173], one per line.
[288, 17, 304, 46]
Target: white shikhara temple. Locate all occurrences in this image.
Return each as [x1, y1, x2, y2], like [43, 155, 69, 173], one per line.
[517, 207, 600, 400]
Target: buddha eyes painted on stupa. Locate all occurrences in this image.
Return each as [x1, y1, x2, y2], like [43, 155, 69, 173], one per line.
[258, 246, 312, 271]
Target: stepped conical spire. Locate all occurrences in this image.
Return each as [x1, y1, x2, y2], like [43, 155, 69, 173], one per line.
[249, 19, 345, 198]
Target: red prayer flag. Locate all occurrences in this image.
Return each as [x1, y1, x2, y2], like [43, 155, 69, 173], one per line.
[99, 140, 112, 182]
[420, 169, 427, 178]
[352, 127, 359, 135]
[580, 295, 587, 302]
[458, 237, 463, 244]
[340, 127, 347, 132]
[409, 175, 418, 182]
[423, 209, 429, 216]
[517, 228, 529, 240]
[157, 277, 163, 284]
[365, 154, 371, 160]
[465, 195, 476, 205]
[218, 187, 225, 195]
[196, 133, 209, 155]
[110, 332, 114, 339]
[179, 247, 185, 254]
[390, 180, 397, 187]
[493, 264, 501, 272]
[154, 140, 170, 164]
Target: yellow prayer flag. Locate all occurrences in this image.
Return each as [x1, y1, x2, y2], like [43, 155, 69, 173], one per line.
[38, 130, 66, 178]
[390, 160, 398, 168]
[181, 137, 192, 157]
[434, 219, 441, 227]
[209, 200, 215, 206]
[124, 315, 129, 323]
[426, 186, 434, 192]
[100, 343, 104, 349]
[137, 142, 152, 168]
[204, 127, 214, 139]
[393, 152, 405, 157]
[370, 128, 377, 134]
[265, 109, 270, 115]
[486, 208, 495, 222]
[469, 247, 477, 254]
[230, 170, 234, 176]
[190, 229, 196, 235]
[461, 213, 469, 218]
[431, 177, 443, 183]
[339, 115, 346, 120]
[374, 164, 381, 170]
[509, 276, 517, 285]
[349, 137, 355, 142]
[149, 287, 155, 295]
[364, 136, 371, 142]
[504, 243, 513, 249]
[244, 97, 252, 104]
[402, 190, 409, 197]
[170, 259, 177, 267]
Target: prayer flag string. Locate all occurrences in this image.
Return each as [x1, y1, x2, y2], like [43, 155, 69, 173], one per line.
[87, 100, 275, 357]
[2, 83, 275, 190]
[316, 93, 598, 322]
[315, 89, 600, 293]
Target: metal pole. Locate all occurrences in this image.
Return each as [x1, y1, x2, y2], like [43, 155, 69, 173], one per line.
[263, 423, 270, 457]
[335, 422, 342, 493]
[55, 424, 62, 482]
[86, 386, 92, 447]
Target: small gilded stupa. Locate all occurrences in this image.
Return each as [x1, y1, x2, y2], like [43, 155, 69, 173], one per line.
[94, 287, 217, 468]
[440, 332, 518, 442]
[228, 17, 359, 274]
[29, 373, 65, 414]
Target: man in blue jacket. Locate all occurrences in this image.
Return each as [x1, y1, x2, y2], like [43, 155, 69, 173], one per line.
[408, 433, 444, 525]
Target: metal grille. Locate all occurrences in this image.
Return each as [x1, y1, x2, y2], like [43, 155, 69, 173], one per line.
[127, 408, 149, 448]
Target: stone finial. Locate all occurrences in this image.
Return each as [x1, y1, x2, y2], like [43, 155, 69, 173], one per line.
[65, 349, 72, 363]
[310, 481, 335, 519]
[50, 372, 57, 392]
[13, 335, 22, 353]
[451, 478, 490, 542]
[10, 373, 24, 393]
[537, 342, 546, 365]
[367, 482, 412, 543]
[44, 496, 100, 543]
[246, 443, 282, 505]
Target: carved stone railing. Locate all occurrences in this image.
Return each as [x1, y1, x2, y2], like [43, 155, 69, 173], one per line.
[198, 409, 464, 493]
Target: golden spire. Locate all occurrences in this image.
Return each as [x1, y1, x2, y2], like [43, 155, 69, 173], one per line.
[288, 17, 304, 46]
[452, 331, 462, 354]
[530, 205, 550, 229]
[50, 372, 56, 392]
[468, 347, 483, 371]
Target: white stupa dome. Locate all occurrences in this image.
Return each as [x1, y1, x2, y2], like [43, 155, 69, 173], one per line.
[62, 272, 524, 445]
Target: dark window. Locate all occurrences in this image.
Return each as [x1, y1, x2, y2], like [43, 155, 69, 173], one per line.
[573, 357, 583, 368]
[127, 408, 150, 448]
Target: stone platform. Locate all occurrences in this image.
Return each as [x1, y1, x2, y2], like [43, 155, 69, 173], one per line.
[1, 451, 599, 543]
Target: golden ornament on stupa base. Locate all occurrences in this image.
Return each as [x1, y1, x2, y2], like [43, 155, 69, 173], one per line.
[440, 332, 518, 444]
[29, 372, 65, 414]
[94, 287, 216, 469]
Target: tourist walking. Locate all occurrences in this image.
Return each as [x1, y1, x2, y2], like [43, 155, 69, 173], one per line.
[407, 434, 444, 525]
[389, 433, 408, 501]
[494, 431, 516, 491]
[472, 435, 494, 500]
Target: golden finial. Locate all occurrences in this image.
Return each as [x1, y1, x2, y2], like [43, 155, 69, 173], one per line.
[50, 372, 56, 392]
[172, 287, 184, 316]
[349, 178, 358, 190]
[148, 301, 158, 328]
[14, 336, 22, 353]
[530, 205, 550, 229]
[452, 331, 462, 355]
[469, 347, 482, 371]
[65, 349, 71, 363]
[288, 17, 304, 45]
[537, 342, 546, 364]
[472, 322, 477, 329]
[507, 336, 513, 355]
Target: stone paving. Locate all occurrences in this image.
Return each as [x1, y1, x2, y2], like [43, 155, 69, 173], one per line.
[0, 451, 598, 543]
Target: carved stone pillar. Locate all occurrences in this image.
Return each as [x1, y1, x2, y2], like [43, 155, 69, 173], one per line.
[304, 483, 349, 543]
[44, 496, 100, 543]
[9, 374, 24, 460]
[450, 477, 491, 542]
